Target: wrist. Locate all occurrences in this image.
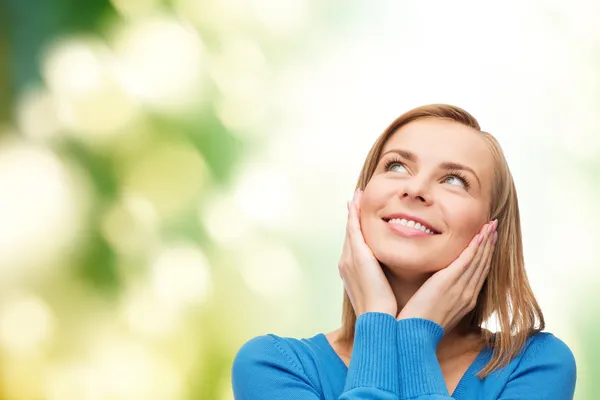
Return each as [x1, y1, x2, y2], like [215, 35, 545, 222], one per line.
[397, 318, 445, 348]
[396, 318, 448, 398]
[360, 305, 397, 318]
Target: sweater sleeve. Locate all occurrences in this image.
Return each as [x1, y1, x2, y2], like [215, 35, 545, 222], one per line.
[497, 333, 577, 400]
[340, 312, 400, 399]
[231, 312, 401, 399]
[394, 319, 578, 400]
[396, 318, 451, 400]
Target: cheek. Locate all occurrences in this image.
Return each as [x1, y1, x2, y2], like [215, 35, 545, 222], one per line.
[360, 180, 390, 211]
[359, 181, 394, 230]
[445, 203, 487, 241]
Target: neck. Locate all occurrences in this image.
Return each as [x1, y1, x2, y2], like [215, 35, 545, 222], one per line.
[382, 264, 429, 313]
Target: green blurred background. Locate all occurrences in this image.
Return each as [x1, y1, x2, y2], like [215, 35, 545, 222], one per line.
[0, 1, 598, 399]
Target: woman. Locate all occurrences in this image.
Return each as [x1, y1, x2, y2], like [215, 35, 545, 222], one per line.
[231, 104, 577, 399]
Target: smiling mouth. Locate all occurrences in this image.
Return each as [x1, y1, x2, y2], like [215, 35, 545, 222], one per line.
[382, 217, 441, 235]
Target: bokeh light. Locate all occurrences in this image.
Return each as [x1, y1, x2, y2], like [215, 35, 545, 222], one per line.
[232, 162, 294, 229]
[150, 243, 212, 310]
[235, 237, 301, 299]
[0, 293, 55, 356]
[112, 16, 205, 113]
[1, 1, 599, 399]
[0, 141, 84, 274]
[43, 37, 140, 138]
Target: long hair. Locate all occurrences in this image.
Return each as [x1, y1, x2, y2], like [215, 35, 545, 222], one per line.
[339, 104, 545, 378]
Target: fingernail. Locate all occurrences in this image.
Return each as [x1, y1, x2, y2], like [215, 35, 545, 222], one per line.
[493, 231, 498, 244]
[477, 234, 484, 244]
[486, 224, 493, 234]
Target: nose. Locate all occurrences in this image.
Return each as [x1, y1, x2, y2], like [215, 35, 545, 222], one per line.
[399, 177, 431, 205]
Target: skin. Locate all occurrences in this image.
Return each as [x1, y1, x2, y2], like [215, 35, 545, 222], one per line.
[329, 119, 499, 394]
[362, 118, 495, 280]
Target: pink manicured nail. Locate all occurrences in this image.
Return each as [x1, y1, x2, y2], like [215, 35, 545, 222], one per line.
[493, 231, 498, 244]
[476, 234, 484, 244]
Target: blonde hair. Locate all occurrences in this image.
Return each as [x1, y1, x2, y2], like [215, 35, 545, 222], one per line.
[339, 104, 544, 378]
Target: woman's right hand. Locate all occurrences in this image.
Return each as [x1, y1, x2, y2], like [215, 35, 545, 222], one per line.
[338, 189, 398, 318]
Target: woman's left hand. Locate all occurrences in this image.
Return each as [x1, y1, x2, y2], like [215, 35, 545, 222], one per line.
[396, 219, 498, 331]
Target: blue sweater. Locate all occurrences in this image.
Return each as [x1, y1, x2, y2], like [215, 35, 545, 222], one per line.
[232, 312, 576, 399]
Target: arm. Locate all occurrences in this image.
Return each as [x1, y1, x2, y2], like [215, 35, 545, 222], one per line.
[396, 318, 451, 400]
[231, 312, 401, 399]
[340, 312, 400, 399]
[497, 333, 577, 400]
[394, 319, 577, 400]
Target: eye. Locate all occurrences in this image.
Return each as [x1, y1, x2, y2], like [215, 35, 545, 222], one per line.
[443, 172, 471, 189]
[383, 156, 408, 173]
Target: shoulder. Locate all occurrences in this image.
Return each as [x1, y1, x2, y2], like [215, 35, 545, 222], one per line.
[232, 334, 325, 398]
[502, 331, 576, 398]
[232, 334, 322, 385]
[233, 334, 306, 376]
[519, 331, 576, 371]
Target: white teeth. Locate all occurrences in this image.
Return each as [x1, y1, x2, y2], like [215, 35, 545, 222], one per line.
[386, 218, 436, 234]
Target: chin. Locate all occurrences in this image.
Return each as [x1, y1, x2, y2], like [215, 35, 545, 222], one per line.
[363, 222, 460, 274]
[366, 230, 452, 274]
[372, 249, 444, 276]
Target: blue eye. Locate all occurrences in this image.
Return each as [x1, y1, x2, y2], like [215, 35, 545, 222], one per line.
[387, 162, 407, 173]
[444, 175, 465, 187]
[382, 156, 472, 190]
[443, 173, 471, 189]
[383, 157, 407, 173]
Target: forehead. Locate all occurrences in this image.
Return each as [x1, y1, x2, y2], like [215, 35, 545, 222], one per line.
[382, 118, 495, 183]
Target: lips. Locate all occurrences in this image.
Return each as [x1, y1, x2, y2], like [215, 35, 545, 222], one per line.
[381, 213, 441, 234]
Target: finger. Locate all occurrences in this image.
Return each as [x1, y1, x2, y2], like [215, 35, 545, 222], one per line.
[465, 224, 496, 292]
[340, 228, 352, 269]
[356, 189, 363, 211]
[343, 200, 352, 249]
[344, 194, 364, 268]
[446, 223, 489, 283]
[340, 198, 357, 278]
[347, 193, 367, 247]
[459, 220, 496, 285]
[473, 230, 497, 294]
[345, 190, 359, 237]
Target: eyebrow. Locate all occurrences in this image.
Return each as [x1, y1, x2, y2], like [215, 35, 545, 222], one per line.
[380, 149, 482, 187]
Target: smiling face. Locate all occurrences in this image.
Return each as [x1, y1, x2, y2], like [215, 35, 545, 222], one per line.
[360, 118, 495, 275]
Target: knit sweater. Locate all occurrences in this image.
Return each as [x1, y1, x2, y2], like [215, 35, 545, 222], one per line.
[231, 312, 576, 399]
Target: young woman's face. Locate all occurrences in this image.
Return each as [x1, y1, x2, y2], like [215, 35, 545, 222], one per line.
[360, 118, 495, 275]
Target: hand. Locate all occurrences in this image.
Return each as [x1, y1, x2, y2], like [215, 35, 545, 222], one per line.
[396, 219, 498, 331]
[338, 189, 397, 318]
